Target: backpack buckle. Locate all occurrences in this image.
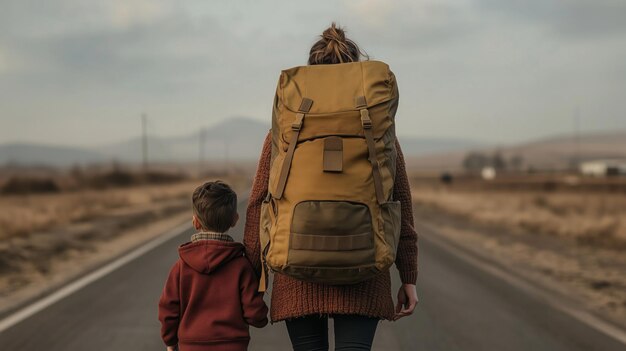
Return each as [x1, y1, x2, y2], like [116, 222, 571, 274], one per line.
[292, 112, 305, 131]
[360, 109, 372, 129]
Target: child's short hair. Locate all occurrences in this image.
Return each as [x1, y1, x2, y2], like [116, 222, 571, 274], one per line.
[192, 181, 237, 233]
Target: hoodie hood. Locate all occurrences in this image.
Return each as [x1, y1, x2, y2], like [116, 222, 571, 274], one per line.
[178, 240, 245, 274]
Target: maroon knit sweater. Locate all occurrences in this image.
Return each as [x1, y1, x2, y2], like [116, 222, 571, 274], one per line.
[243, 132, 418, 322]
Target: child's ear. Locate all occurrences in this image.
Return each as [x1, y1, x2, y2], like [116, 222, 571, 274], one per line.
[231, 212, 239, 227]
[192, 215, 203, 231]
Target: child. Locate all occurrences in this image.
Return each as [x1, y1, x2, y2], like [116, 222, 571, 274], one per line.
[158, 180, 268, 351]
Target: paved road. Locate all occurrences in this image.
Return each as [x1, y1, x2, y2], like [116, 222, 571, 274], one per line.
[1, 198, 625, 350]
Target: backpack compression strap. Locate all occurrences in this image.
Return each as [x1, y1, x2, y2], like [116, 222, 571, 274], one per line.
[356, 96, 386, 205]
[274, 97, 314, 200]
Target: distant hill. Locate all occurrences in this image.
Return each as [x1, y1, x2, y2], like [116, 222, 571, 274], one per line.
[396, 136, 483, 156]
[98, 117, 481, 163]
[406, 130, 626, 172]
[0, 117, 480, 167]
[2, 117, 623, 170]
[98, 117, 271, 163]
[0, 143, 106, 167]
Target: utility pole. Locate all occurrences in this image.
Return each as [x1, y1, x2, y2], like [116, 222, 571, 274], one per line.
[222, 139, 228, 174]
[198, 128, 206, 177]
[142, 113, 148, 171]
[573, 106, 581, 172]
[223, 140, 229, 175]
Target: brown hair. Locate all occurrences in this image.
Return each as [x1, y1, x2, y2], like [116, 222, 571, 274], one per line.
[192, 180, 237, 233]
[308, 22, 369, 65]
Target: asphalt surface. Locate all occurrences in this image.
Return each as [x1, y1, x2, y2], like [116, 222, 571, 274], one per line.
[1, 198, 625, 350]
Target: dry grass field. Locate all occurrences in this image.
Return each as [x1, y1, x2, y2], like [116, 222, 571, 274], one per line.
[0, 169, 251, 313]
[0, 179, 225, 240]
[411, 184, 626, 248]
[410, 173, 626, 324]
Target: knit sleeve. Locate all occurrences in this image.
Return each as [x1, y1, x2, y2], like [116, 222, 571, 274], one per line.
[393, 139, 419, 284]
[243, 131, 272, 276]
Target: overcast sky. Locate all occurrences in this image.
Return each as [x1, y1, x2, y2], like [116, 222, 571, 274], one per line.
[1, 0, 625, 147]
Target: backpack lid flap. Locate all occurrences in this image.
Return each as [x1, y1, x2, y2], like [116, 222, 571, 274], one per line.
[278, 60, 396, 114]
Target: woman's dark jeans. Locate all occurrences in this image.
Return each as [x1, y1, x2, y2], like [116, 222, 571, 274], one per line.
[285, 314, 379, 351]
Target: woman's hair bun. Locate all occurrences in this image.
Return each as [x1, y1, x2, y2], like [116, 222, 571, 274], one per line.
[308, 22, 368, 65]
[322, 23, 347, 44]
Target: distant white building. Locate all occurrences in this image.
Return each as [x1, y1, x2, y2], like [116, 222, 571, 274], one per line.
[579, 159, 626, 177]
[481, 166, 496, 180]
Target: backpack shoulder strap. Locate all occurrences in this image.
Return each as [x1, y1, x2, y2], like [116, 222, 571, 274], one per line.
[274, 97, 313, 199]
[356, 95, 385, 205]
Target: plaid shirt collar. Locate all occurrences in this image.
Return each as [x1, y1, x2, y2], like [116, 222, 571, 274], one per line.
[191, 231, 234, 243]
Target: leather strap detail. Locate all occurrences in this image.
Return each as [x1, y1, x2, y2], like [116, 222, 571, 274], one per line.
[356, 95, 385, 205]
[355, 96, 367, 109]
[275, 97, 313, 199]
[298, 98, 313, 113]
[323, 136, 343, 172]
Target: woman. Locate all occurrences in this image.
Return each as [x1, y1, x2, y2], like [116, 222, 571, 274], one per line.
[243, 23, 419, 351]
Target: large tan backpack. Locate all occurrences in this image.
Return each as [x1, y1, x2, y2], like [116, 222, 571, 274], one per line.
[259, 60, 401, 291]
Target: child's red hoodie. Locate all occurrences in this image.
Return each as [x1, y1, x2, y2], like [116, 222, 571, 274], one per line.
[158, 239, 268, 351]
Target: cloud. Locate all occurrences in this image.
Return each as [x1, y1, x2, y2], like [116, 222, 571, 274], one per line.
[0, 0, 625, 146]
[105, 0, 173, 30]
[0, 2, 243, 95]
[0, 48, 8, 73]
[475, 0, 626, 39]
[341, 0, 478, 50]
[0, 0, 175, 39]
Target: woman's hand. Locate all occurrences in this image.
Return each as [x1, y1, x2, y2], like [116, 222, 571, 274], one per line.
[393, 283, 419, 321]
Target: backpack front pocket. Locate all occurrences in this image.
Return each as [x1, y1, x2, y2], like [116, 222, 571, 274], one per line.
[287, 200, 375, 268]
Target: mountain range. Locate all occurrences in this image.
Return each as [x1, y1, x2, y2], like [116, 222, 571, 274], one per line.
[406, 130, 626, 171]
[1, 117, 624, 171]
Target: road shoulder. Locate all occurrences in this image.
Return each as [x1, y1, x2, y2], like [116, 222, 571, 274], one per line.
[416, 214, 626, 344]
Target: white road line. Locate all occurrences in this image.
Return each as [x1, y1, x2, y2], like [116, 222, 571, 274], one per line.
[422, 225, 626, 346]
[0, 221, 192, 333]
